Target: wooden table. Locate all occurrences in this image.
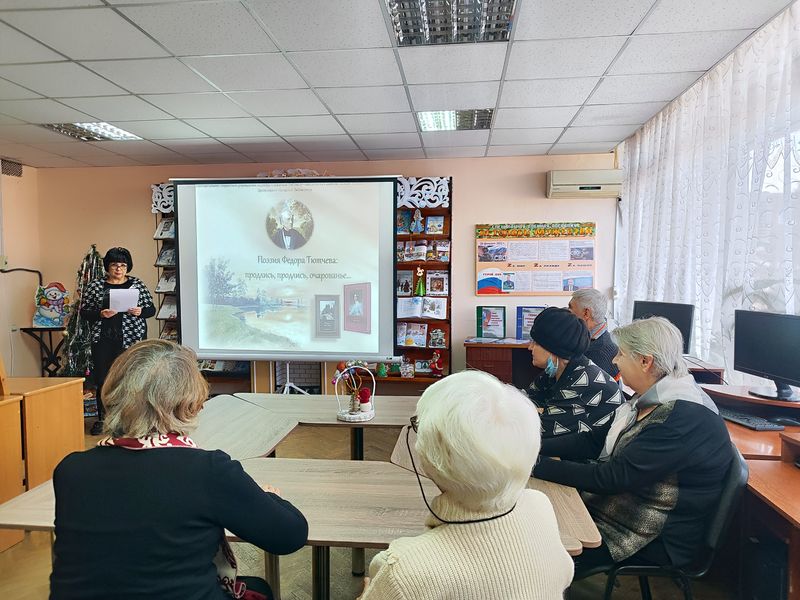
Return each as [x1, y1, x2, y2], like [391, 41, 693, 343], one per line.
[0, 394, 24, 551]
[0, 458, 597, 600]
[5, 377, 84, 488]
[193, 395, 298, 460]
[234, 393, 418, 460]
[702, 384, 800, 412]
[726, 422, 800, 460]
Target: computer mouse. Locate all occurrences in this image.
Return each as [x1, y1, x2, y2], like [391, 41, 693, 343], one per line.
[768, 416, 800, 427]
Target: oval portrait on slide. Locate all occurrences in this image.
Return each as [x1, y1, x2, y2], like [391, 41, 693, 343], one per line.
[266, 199, 314, 251]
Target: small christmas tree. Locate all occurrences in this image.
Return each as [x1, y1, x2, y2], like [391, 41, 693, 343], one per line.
[59, 245, 104, 377]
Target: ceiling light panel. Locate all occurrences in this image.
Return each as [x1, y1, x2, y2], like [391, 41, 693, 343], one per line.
[40, 122, 142, 142]
[386, 0, 516, 46]
[417, 109, 493, 131]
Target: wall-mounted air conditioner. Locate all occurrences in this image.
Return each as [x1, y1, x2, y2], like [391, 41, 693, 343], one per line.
[546, 169, 622, 199]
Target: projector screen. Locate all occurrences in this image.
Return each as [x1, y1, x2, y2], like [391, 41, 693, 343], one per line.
[174, 177, 397, 361]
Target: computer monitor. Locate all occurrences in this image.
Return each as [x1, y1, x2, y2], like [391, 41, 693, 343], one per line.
[632, 301, 695, 354]
[734, 310, 800, 401]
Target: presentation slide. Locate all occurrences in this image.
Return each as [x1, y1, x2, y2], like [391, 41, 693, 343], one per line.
[175, 178, 396, 361]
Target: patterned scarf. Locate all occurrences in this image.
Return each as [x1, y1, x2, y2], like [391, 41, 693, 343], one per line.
[98, 433, 246, 599]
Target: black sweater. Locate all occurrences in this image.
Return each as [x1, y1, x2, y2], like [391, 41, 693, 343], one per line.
[586, 329, 619, 379]
[51, 447, 308, 600]
[534, 400, 732, 566]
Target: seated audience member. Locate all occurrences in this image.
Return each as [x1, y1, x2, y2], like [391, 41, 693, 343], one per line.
[50, 340, 308, 600]
[568, 288, 620, 379]
[533, 317, 732, 579]
[527, 307, 622, 438]
[359, 370, 573, 599]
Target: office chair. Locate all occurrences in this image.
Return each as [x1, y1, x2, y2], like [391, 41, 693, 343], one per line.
[600, 443, 748, 600]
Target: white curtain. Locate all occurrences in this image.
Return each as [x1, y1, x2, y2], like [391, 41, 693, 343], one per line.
[615, 3, 800, 381]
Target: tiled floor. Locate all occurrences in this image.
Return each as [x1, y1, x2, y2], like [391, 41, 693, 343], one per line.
[0, 419, 735, 599]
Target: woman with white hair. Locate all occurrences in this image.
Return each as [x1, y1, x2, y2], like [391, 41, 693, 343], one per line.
[360, 370, 573, 599]
[533, 317, 733, 578]
[50, 340, 308, 600]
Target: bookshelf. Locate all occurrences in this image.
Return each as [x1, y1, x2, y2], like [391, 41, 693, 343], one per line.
[391, 177, 452, 387]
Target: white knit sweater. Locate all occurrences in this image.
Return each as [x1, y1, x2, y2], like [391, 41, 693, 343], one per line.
[361, 489, 574, 600]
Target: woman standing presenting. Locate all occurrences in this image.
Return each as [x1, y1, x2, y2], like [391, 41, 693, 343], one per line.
[81, 247, 155, 434]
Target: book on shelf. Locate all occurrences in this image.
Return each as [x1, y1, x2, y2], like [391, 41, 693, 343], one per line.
[425, 215, 444, 235]
[155, 270, 176, 293]
[396, 241, 405, 262]
[153, 217, 175, 240]
[396, 322, 428, 347]
[516, 306, 546, 339]
[157, 296, 178, 320]
[403, 239, 428, 261]
[396, 270, 413, 297]
[425, 270, 449, 296]
[476, 306, 505, 338]
[396, 296, 423, 318]
[428, 327, 447, 348]
[155, 246, 176, 267]
[434, 240, 450, 262]
[159, 322, 179, 341]
[421, 296, 447, 319]
[396, 210, 412, 234]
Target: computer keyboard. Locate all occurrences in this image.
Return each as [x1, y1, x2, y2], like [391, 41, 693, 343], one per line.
[717, 407, 784, 431]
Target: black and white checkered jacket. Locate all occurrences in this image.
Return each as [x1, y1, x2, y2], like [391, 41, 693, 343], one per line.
[82, 277, 154, 349]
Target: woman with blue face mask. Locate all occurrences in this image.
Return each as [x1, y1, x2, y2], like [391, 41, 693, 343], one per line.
[526, 307, 621, 438]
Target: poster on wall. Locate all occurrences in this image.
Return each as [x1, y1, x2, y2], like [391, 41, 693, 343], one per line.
[475, 222, 596, 296]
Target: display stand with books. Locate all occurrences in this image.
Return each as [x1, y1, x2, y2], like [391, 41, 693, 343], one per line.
[391, 177, 452, 386]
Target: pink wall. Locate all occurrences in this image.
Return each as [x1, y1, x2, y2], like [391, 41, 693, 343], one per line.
[3, 153, 616, 376]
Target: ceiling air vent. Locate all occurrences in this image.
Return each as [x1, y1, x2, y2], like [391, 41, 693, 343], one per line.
[1, 159, 23, 177]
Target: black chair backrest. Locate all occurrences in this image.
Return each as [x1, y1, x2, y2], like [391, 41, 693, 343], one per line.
[690, 443, 748, 577]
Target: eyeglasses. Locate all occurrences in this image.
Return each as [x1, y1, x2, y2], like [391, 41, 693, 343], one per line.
[109, 263, 127, 270]
[405, 416, 516, 525]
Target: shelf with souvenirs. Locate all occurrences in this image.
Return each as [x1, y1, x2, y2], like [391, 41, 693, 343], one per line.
[389, 176, 452, 385]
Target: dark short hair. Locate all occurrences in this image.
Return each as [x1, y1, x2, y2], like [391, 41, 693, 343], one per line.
[103, 247, 133, 272]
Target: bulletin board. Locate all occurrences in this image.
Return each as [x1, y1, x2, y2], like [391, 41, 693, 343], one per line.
[475, 222, 596, 296]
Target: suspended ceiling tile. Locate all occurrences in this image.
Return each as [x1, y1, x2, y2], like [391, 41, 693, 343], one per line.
[217, 137, 293, 152]
[549, 142, 619, 154]
[182, 54, 306, 91]
[183, 117, 276, 138]
[289, 49, 402, 87]
[120, 1, 277, 56]
[157, 139, 231, 154]
[409, 82, 500, 112]
[227, 89, 328, 117]
[130, 153, 195, 165]
[425, 146, 486, 158]
[0, 99, 93, 123]
[0, 78, 42, 100]
[0, 113, 23, 125]
[351, 132, 421, 150]
[77, 155, 144, 167]
[245, 151, 308, 163]
[283, 135, 358, 152]
[490, 128, 562, 145]
[494, 106, 579, 129]
[514, 0, 655, 40]
[638, 0, 793, 33]
[0, 23, 65, 64]
[559, 124, 641, 143]
[315, 86, 410, 114]
[0, 1, 104, 7]
[610, 30, 752, 75]
[58, 96, 172, 121]
[573, 102, 667, 126]
[28, 141, 116, 158]
[337, 113, 417, 135]
[23, 155, 90, 167]
[399, 43, 507, 85]
[589, 72, 704, 104]
[86, 139, 174, 155]
[247, 0, 392, 51]
[499, 78, 599, 108]
[0, 62, 124, 97]
[0, 124, 95, 143]
[109, 119, 207, 140]
[1, 8, 169, 60]
[421, 130, 490, 148]
[506, 38, 627, 80]
[82, 59, 216, 95]
[487, 144, 553, 156]
[303, 150, 367, 162]
[259, 115, 343, 136]
[139, 93, 249, 119]
[363, 148, 426, 160]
